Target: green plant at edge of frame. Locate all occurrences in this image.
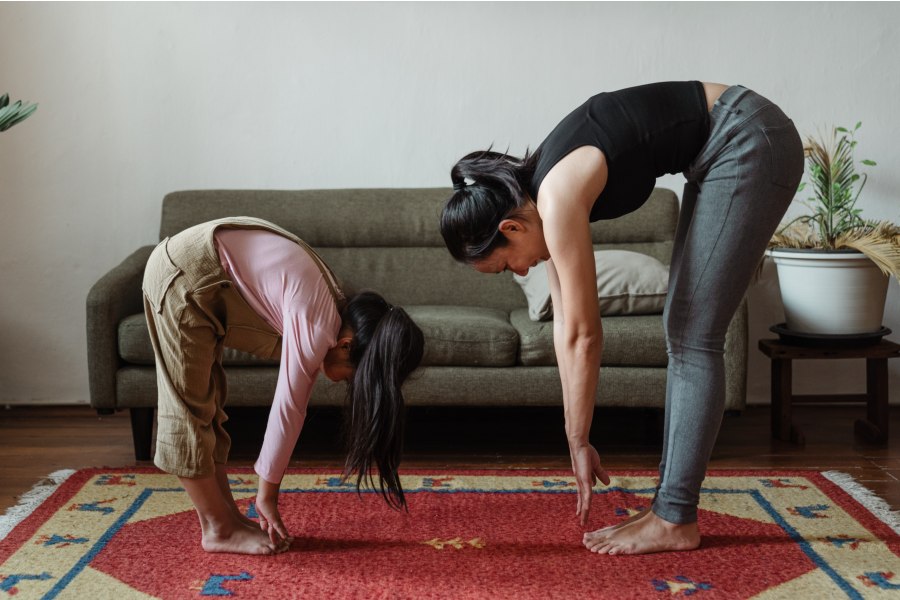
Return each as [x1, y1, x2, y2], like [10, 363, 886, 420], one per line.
[0, 93, 39, 132]
[769, 123, 900, 280]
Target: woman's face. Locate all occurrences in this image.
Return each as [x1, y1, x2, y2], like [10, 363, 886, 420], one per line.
[472, 218, 549, 277]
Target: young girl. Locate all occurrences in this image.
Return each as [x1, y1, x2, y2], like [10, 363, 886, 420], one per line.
[440, 82, 803, 555]
[142, 216, 424, 555]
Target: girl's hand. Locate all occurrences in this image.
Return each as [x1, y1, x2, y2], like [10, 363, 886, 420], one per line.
[256, 479, 293, 550]
[570, 442, 610, 526]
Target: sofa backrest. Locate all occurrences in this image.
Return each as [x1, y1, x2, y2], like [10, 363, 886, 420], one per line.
[159, 188, 678, 310]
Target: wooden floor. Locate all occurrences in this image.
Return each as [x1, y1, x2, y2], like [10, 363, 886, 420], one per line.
[1, 404, 899, 513]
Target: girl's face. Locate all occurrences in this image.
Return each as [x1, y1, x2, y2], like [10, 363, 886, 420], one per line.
[323, 330, 354, 382]
[472, 217, 549, 277]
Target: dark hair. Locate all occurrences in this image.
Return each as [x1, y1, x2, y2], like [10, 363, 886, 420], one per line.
[340, 291, 424, 510]
[440, 147, 539, 264]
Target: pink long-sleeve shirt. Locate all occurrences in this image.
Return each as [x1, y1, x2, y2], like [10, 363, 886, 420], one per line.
[214, 228, 342, 484]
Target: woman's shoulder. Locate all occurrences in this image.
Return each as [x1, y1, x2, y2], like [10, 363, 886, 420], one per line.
[537, 146, 607, 219]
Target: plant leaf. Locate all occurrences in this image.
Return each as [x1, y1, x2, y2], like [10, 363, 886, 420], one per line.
[0, 100, 38, 132]
[0, 105, 14, 128]
[2, 105, 38, 130]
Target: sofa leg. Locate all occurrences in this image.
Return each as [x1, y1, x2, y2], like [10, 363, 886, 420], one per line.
[130, 407, 155, 462]
[96, 408, 115, 416]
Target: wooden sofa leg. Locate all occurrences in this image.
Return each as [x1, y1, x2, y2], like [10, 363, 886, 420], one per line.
[130, 407, 155, 462]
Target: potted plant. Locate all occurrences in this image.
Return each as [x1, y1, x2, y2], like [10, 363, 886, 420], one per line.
[0, 93, 38, 132]
[767, 123, 900, 336]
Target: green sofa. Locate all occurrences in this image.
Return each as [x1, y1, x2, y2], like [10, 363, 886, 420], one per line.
[86, 188, 748, 459]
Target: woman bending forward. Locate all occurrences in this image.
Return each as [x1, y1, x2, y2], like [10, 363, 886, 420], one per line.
[440, 82, 803, 555]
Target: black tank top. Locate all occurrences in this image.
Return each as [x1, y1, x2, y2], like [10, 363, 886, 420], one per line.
[530, 81, 710, 221]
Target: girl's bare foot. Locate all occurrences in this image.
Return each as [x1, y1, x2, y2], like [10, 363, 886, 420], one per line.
[180, 473, 292, 554]
[234, 505, 259, 529]
[583, 511, 700, 555]
[201, 520, 288, 555]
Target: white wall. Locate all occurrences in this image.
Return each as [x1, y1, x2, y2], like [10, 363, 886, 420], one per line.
[1, 2, 898, 405]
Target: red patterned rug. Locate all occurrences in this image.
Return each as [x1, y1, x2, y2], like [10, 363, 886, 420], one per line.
[1, 468, 899, 599]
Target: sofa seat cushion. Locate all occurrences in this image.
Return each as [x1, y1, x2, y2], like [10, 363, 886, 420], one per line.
[510, 309, 668, 367]
[118, 314, 279, 366]
[403, 305, 519, 367]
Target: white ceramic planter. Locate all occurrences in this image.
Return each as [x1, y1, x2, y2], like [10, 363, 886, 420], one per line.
[767, 248, 889, 335]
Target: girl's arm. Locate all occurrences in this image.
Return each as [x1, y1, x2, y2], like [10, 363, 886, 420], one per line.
[256, 477, 289, 546]
[254, 313, 334, 544]
[538, 145, 611, 525]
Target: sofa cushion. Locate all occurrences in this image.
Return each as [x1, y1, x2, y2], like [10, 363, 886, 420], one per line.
[118, 314, 279, 366]
[120, 306, 519, 369]
[514, 250, 669, 321]
[509, 309, 668, 367]
[404, 305, 518, 367]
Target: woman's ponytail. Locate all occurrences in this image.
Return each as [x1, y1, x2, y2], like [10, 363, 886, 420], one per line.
[441, 146, 540, 264]
[341, 292, 424, 510]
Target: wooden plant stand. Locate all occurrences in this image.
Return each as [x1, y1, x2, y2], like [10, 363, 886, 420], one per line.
[758, 338, 900, 445]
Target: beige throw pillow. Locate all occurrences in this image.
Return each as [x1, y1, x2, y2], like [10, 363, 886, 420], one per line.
[514, 250, 669, 321]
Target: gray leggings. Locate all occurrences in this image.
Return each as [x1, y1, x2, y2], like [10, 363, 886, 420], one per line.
[652, 86, 804, 524]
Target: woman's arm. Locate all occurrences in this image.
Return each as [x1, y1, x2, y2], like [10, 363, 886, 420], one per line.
[538, 145, 611, 525]
[548, 258, 609, 525]
[546, 260, 570, 420]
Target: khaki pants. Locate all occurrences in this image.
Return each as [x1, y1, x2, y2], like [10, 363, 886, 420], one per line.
[142, 220, 285, 479]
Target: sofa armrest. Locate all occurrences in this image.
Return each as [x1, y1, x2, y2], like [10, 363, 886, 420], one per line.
[86, 245, 155, 411]
[724, 295, 749, 412]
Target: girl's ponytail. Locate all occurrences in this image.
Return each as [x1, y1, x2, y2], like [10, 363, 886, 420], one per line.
[341, 292, 424, 509]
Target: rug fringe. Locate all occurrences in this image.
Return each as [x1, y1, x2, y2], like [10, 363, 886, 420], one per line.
[0, 469, 76, 541]
[822, 470, 900, 535]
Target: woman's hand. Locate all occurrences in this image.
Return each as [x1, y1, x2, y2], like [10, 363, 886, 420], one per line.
[569, 442, 610, 526]
[256, 478, 292, 549]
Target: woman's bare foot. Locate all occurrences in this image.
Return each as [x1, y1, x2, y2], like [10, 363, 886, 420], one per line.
[583, 511, 700, 555]
[201, 520, 288, 555]
[583, 507, 651, 546]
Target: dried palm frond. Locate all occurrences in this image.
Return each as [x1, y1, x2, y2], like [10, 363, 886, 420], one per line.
[834, 222, 900, 279]
[769, 221, 818, 249]
[770, 220, 900, 280]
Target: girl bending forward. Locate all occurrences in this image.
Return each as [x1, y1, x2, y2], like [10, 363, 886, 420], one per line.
[143, 216, 424, 554]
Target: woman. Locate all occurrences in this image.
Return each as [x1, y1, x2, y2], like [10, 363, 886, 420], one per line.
[143, 216, 424, 555]
[440, 82, 803, 555]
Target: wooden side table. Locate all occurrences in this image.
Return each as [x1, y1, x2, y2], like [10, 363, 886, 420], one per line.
[758, 338, 900, 445]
